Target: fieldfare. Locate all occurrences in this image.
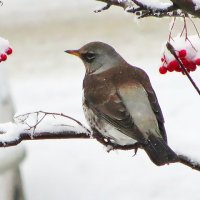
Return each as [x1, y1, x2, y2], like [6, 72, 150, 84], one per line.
[66, 42, 178, 166]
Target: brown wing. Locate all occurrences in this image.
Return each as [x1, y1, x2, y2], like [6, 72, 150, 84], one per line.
[84, 90, 145, 142]
[133, 67, 167, 142]
[85, 81, 163, 143]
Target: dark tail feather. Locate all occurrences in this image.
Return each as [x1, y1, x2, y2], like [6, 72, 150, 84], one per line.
[143, 135, 179, 166]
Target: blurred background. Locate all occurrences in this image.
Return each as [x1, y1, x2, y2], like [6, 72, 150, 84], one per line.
[0, 0, 200, 199]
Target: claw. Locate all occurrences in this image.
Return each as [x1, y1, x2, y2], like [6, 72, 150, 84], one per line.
[132, 143, 142, 157]
[133, 147, 138, 157]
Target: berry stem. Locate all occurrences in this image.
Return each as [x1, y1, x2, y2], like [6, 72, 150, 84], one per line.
[167, 42, 200, 96]
[168, 17, 176, 42]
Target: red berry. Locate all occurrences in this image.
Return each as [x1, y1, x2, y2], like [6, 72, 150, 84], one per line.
[188, 62, 197, 71]
[6, 48, 12, 55]
[195, 58, 200, 66]
[178, 49, 187, 58]
[167, 60, 178, 72]
[181, 58, 190, 68]
[159, 66, 167, 74]
[0, 54, 7, 61]
[174, 65, 182, 72]
[167, 66, 174, 72]
[186, 68, 191, 73]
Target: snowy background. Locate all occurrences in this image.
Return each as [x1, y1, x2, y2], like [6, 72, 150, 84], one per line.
[1, 0, 200, 199]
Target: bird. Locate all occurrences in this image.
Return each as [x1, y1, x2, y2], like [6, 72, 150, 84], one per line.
[65, 41, 179, 166]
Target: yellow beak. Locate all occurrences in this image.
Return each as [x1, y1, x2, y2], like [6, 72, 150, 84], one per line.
[65, 50, 81, 57]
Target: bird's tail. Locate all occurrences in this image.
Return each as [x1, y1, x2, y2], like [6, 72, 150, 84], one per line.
[143, 135, 179, 166]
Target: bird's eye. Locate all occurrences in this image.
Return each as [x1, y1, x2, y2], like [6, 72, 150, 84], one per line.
[82, 52, 95, 62]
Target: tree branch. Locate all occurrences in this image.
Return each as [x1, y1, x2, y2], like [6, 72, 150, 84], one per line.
[178, 154, 200, 171]
[96, 0, 134, 10]
[95, 0, 181, 18]
[0, 111, 200, 171]
[0, 124, 90, 147]
[96, 0, 200, 18]
[0, 111, 139, 151]
[171, 0, 200, 17]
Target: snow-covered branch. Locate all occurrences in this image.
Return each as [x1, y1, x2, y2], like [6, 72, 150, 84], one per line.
[0, 111, 91, 147]
[0, 122, 91, 147]
[0, 111, 140, 152]
[0, 111, 200, 171]
[171, 0, 200, 17]
[96, 0, 200, 18]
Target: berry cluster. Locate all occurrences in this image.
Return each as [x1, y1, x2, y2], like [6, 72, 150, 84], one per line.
[159, 49, 200, 74]
[0, 47, 12, 63]
[159, 35, 200, 75]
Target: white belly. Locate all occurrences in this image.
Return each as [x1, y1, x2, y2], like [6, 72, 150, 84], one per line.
[82, 97, 137, 146]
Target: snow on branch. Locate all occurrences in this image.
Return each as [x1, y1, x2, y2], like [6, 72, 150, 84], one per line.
[0, 111, 200, 171]
[95, 0, 178, 18]
[0, 111, 138, 151]
[0, 111, 91, 147]
[96, 0, 200, 18]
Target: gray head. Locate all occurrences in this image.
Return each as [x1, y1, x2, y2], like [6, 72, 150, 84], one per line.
[65, 41, 125, 74]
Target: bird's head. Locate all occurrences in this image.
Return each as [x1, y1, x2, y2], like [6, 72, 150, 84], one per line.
[65, 41, 124, 74]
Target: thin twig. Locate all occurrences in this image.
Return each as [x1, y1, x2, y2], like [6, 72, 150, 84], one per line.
[180, 15, 186, 37]
[188, 15, 200, 38]
[168, 17, 176, 42]
[15, 111, 90, 133]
